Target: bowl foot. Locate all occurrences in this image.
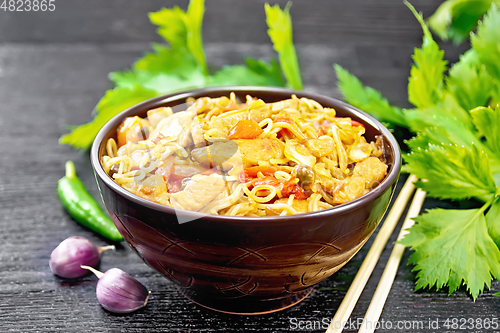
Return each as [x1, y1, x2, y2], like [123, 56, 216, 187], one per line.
[177, 286, 314, 315]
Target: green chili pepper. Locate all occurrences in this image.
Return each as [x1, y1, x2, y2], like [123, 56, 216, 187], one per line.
[57, 161, 123, 242]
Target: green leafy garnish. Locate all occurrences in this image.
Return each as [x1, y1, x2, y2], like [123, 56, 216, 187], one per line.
[60, 1, 302, 150]
[59, 85, 159, 150]
[446, 51, 493, 111]
[471, 4, 500, 100]
[149, 0, 207, 74]
[333, 64, 406, 127]
[428, 0, 500, 44]
[207, 58, 285, 87]
[407, 3, 448, 109]
[335, 2, 500, 300]
[471, 107, 500, 156]
[404, 144, 497, 202]
[399, 205, 500, 300]
[486, 198, 500, 247]
[265, 3, 303, 90]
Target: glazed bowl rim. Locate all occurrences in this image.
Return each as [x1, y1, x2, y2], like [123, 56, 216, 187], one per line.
[90, 86, 401, 224]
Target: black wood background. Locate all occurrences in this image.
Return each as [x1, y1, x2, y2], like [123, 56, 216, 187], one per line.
[1, 1, 498, 332]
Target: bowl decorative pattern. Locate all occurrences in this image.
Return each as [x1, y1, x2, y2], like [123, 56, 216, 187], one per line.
[91, 87, 401, 314]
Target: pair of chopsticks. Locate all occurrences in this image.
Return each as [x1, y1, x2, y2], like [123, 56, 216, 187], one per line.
[325, 175, 426, 333]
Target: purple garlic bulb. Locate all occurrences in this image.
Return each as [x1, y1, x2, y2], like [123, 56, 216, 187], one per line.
[81, 266, 150, 314]
[49, 236, 114, 278]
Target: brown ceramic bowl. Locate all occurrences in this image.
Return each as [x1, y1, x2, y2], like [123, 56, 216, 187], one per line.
[91, 86, 401, 315]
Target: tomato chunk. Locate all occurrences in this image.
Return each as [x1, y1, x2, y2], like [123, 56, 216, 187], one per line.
[274, 116, 293, 137]
[274, 116, 293, 124]
[281, 179, 308, 200]
[239, 166, 290, 182]
[246, 176, 283, 189]
[117, 116, 148, 148]
[351, 120, 365, 128]
[227, 120, 263, 139]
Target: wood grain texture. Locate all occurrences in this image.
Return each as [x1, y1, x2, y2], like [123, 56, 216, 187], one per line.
[0, 1, 499, 332]
[0, 0, 444, 45]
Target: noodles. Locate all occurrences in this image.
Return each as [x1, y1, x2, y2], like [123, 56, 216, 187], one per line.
[102, 94, 389, 216]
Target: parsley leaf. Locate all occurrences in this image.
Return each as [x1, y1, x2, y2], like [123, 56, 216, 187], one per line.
[59, 85, 159, 149]
[471, 107, 500, 157]
[400, 206, 500, 300]
[471, 4, 500, 98]
[446, 52, 494, 112]
[406, 2, 448, 109]
[428, 0, 499, 44]
[60, 0, 303, 150]
[335, 2, 500, 300]
[334, 64, 406, 127]
[134, 44, 203, 79]
[486, 198, 500, 248]
[149, 0, 207, 74]
[208, 58, 285, 87]
[404, 121, 477, 151]
[113, 71, 205, 93]
[265, 3, 303, 90]
[404, 144, 497, 202]
[403, 102, 470, 134]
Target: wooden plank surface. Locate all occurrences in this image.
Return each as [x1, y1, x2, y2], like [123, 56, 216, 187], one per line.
[0, 1, 499, 332]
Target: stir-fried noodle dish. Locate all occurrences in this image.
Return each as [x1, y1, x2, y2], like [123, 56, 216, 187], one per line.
[102, 94, 388, 216]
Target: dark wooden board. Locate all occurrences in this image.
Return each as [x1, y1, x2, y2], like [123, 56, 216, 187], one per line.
[0, 1, 499, 332]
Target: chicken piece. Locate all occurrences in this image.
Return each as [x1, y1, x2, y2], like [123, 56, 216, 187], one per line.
[147, 107, 173, 127]
[191, 122, 207, 146]
[348, 140, 373, 162]
[178, 127, 194, 148]
[170, 174, 226, 212]
[305, 136, 336, 158]
[331, 176, 367, 204]
[236, 138, 285, 165]
[191, 138, 284, 168]
[185, 97, 215, 115]
[248, 107, 273, 123]
[149, 110, 196, 147]
[353, 157, 388, 188]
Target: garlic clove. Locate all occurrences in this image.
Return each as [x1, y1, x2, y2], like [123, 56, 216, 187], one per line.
[49, 236, 114, 279]
[81, 266, 150, 314]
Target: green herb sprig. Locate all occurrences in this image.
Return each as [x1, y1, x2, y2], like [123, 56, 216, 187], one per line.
[59, 0, 302, 150]
[428, 0, 500, 44]
[335, 2, 500, 300]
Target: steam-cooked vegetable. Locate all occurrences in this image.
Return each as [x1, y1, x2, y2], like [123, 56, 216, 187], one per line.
[227, 120, 263, 139]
